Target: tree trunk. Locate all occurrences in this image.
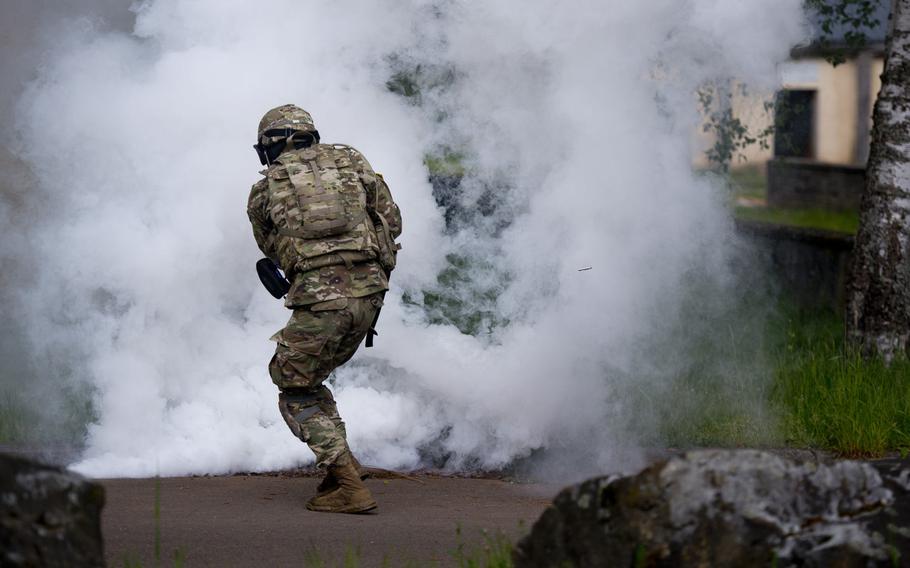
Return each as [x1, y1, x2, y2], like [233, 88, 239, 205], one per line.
[847, 0, 910, 361]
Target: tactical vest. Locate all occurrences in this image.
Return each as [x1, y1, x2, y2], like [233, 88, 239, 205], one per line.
[265, 144, 379, 274]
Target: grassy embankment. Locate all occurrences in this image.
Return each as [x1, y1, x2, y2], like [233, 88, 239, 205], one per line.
[638, 309, 910, 458]
[735, 205, 860, 234]
[728, 165, 860, 234]
[704, 166, 908, 457]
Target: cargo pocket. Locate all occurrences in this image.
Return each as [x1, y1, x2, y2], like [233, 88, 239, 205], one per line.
[268, 329, 330, 388]
[309, 298, 349, 312]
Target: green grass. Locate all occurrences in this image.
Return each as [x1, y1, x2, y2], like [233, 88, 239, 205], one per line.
[0, 392, 31, 443]
[725, 165, 861, 234]
[729, 166, 768, 200]
[0, 380, 97, 450]
[771, 313, 910, 457]
[452, 527, 514, 568]
[647, 374, 781, 449]
[299, 527, 515, 567]
[121, 476, 186, 568]
[775, 348, 910, 457]
[734, 205, 860, 234]
[632, 298, 910, 458]
[627, 344, 785, 451]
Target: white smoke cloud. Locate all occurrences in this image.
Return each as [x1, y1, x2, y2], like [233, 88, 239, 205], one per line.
[9, 0, 807, 478]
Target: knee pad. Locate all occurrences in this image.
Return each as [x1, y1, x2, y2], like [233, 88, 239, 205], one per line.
[279, 387, 334, 432]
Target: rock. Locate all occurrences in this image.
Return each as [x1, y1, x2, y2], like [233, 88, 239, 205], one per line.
[0, 452, 105, 567]
[515, 449, 910, 567]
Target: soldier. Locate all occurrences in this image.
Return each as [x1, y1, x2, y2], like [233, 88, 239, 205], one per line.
[247, 104, 401, 514]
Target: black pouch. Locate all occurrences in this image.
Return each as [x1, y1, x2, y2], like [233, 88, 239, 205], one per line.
[256, 258, 291, 299]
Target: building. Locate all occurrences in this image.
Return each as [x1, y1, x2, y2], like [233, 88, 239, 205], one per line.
[701, 3, 890, 211]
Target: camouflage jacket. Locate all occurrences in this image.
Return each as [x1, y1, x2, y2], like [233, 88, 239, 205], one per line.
[247, 143, 402, 307]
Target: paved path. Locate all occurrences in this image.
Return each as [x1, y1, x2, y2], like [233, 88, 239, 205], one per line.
[100, 473, 556, 567]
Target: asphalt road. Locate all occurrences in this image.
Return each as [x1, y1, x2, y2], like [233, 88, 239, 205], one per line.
[100, 472, 556, 567]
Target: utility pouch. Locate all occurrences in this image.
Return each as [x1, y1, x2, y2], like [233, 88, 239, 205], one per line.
[256, 258, 291, 299]
[372, 212, 401, 274]
[368, 175, 401, 274]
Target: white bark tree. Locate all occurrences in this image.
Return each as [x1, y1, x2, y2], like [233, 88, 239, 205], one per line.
[847, 0, 910, 360]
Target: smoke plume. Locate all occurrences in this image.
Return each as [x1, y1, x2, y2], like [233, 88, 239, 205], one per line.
[2, 0, 807, 478]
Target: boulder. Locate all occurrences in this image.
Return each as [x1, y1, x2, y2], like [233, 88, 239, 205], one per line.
[0, 452, 105, 567]
[515, 449, 910, 567]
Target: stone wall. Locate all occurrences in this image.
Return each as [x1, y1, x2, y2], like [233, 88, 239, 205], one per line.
[736, 219, 854, 311]
[766, 157, 865, 210]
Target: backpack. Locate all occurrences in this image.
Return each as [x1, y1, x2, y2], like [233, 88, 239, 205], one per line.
[266, 144, 379, 272]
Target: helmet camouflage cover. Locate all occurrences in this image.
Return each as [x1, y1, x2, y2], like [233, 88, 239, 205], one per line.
[257, 104, 318, 143]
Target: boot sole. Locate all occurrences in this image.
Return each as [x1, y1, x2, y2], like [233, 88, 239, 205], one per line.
[306, 499, 378, 514]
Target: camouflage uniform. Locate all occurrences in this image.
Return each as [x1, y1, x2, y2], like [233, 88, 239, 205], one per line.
[247, 105, 401, 469]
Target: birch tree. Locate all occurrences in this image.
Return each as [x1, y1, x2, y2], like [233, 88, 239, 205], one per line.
[847, 0, 910, 360]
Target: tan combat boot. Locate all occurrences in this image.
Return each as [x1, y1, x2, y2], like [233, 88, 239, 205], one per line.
[306, 460, 377, 514]
[315, 454, 367, 496]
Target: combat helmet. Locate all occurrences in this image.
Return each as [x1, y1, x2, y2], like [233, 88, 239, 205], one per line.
[254, 104, 320, 165]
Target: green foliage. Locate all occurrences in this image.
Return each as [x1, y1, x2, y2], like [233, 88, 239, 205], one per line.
[424, 150, 467, 177]
[698, 85, 775, 172]
[734, 205, 860, 234]
[404, 254, 510, 337]
[386, 70, 422, 101]
[805, 0, 884, 65]
[385, 57, 458, 106]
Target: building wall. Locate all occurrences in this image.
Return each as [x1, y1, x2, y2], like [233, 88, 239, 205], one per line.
[816, 58, 859, 164]
[691, 83, 775, 169]
[737, 219, 854, 311]
[694, 53, 884, 171]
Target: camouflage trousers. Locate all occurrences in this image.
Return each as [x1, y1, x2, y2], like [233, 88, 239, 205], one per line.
[270, 294, 382, 468]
